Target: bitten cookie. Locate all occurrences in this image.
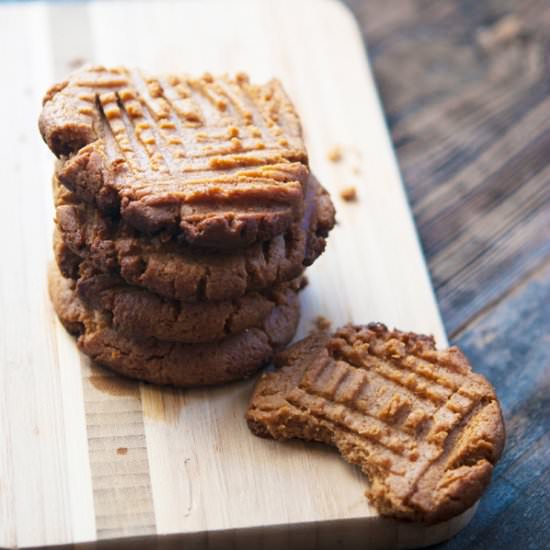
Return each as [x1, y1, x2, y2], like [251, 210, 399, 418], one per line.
[54, 172, 335, 302]
[247, 323, 505, 523]
[49, 264, 300, 387]
[40, 66, 310, 247]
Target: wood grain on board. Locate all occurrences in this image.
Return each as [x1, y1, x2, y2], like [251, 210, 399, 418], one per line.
[0, 1, 483, 548]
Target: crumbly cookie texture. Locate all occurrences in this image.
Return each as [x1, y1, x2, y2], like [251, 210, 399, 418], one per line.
[40, 66, 311, 247]
[49, 264, 300, 387]
[54, 172, 335, 302]
[247, 323, 505, 523]
[74, 261, 302, 344]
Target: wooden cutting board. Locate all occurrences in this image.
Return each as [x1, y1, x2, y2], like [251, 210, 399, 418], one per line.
[0, 1, 476, 547]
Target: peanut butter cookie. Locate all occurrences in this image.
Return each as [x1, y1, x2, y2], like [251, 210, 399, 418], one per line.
[247, 324, 505, 523]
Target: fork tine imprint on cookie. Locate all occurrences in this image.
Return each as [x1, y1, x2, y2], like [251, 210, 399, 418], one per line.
[247, 323, 505, 523]
[40, 66, 310, 247]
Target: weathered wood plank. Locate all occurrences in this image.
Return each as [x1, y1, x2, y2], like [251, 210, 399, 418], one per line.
[344, 0, 550, 334]
[435, 261, 550, 548]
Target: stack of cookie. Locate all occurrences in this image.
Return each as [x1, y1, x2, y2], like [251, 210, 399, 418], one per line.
[40, 66, 335, 387]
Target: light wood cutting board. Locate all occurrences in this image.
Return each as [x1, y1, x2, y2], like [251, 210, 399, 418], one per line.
[0, 1, 476, 548]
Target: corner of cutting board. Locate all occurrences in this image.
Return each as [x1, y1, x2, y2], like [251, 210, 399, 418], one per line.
[314, 0, 366, 39]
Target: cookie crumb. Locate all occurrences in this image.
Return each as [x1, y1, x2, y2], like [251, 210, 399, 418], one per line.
[327, 146, 343, 162]
[314, 315, 331, 331]
[116, 447, 128, 456]
[340, 186, 357, 202]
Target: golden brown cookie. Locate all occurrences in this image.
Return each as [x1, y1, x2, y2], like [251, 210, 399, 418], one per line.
[247, 323, 505, 523]
[49, 264, 301, 387]
[74, 261, 302, 344]
[54, 172, 335, 302]
[40, 66, 310, 247]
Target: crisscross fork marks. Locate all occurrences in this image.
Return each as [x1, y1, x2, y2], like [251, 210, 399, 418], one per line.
[247, 324, 505, 522]
[41, 66, 315, 244]
[65, 66, 306, 169]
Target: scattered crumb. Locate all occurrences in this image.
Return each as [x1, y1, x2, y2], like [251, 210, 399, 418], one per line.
[340, 186, 358, 202]
[352, 166, 361, 175]
[327, 146, 343, 162]
[314, 315, 332, 331]
[116, 447, 128, 456]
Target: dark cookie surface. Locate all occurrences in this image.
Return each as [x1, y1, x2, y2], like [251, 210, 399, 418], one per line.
[247, 324, 505, 523]
[55, 173, 335, 302]
[49, 264, 300, 387]
[41, 66, 310, 247]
